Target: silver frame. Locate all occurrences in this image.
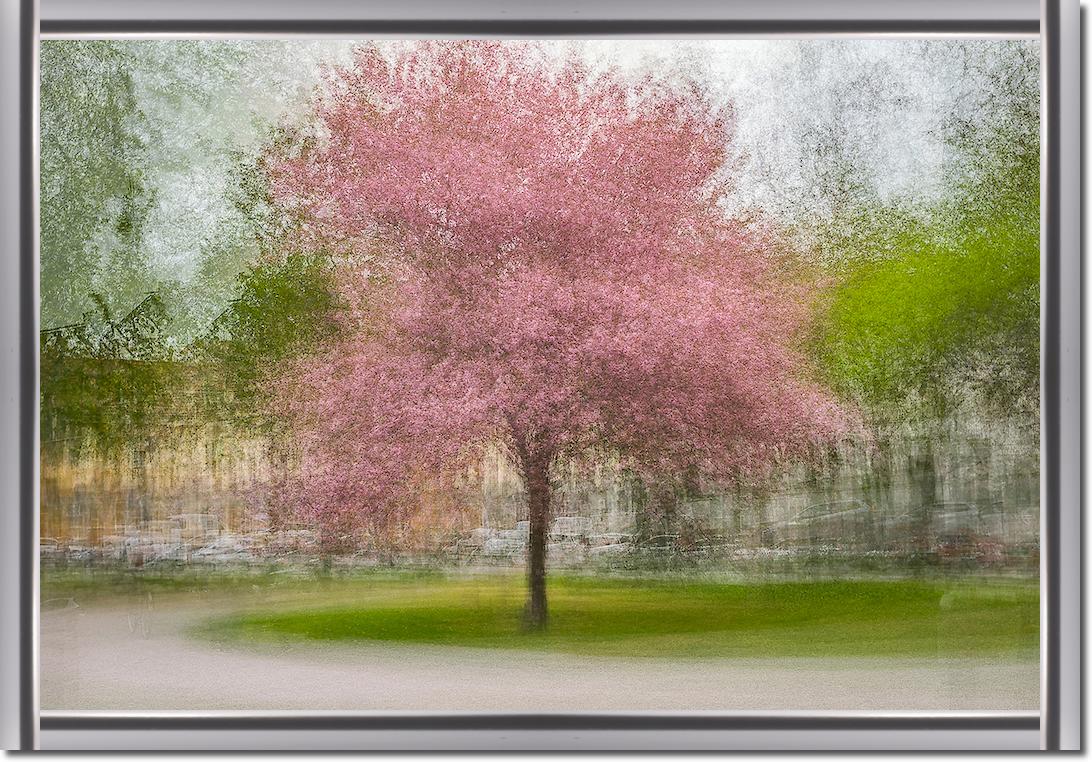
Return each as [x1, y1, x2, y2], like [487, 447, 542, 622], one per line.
[1, 0, 1080, 750]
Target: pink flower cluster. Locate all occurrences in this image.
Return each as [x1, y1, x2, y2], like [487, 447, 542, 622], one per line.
[269, 41, 851, 528]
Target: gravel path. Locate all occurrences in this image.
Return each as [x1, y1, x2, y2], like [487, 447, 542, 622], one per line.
[40, 595, 1039, 712]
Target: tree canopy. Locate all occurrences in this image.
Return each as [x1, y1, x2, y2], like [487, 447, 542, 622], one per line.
[813, 41, 1039, 422]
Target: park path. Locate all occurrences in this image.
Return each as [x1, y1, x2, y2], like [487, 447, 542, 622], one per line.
[40, 595, 1039, 712]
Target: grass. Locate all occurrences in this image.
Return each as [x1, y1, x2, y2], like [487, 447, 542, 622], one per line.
[200, 575, 1039, 659]
[41, 564, 443, 600]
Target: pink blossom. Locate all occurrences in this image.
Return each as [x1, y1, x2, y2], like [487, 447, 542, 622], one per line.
[268, 41, 853, 551]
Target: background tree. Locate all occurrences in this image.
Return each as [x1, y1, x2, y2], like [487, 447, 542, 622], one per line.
[197, 254, 341, 426]
[815, 41, 1039, 419]
[811, 41, 1039, 552]
[195, 144, 342, 430]
[268, 41, 850, 628]
[40, 41, 156, 331]
[40, 291, 176, 451]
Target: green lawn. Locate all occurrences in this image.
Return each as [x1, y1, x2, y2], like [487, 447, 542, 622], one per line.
[201, 575, 1039, 659]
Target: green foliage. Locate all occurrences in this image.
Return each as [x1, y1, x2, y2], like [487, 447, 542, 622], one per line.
[816, 210, 1038, 418]
[39, 41, 155, 329]
[40, 292, 180, 449]
[196, 253, 341, 424]
[814, 41, 1039, 421]
[186, 127, 342, 427]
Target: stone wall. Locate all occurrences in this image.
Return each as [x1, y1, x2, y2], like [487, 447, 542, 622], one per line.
[476, 413, 1040, 547]
[41, 410, 1039, 551]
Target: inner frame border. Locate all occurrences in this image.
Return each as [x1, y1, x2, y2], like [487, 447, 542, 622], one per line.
[12, 0, 1077, 751]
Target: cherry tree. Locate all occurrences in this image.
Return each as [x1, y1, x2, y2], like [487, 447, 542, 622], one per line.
[268, 41, 849, 629]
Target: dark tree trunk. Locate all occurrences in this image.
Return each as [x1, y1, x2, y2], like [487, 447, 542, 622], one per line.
[863, 437, 893, 551]
[911, 437, 938, 557]
[523, 453, 551, 631]
[652, 481, 677, 536]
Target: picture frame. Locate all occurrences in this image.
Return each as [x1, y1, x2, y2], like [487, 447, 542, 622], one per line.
[0, 0, 1080, 751]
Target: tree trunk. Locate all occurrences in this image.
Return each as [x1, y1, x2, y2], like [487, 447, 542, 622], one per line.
[911, 437, 938, 558]
[652, 480, 677, 536]
[863, 437, 893, 552]
[523, 454, 551, 631]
